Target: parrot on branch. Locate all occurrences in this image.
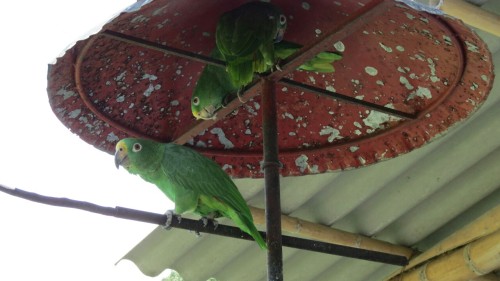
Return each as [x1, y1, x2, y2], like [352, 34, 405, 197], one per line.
[191, 41, 342, 120]
[114, 138, 267, 249]
[215, 1, 287, 89]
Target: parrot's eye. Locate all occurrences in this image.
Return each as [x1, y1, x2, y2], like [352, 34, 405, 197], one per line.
[193, 96, 200, 106]
[279, 14, 286, 25]
[132, 143, 142, 152]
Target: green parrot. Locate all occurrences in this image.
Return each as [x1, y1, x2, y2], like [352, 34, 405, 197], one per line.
[215, 2, 287, 89]
[191, 41, 342, 120]
[114, 138, 267, 249]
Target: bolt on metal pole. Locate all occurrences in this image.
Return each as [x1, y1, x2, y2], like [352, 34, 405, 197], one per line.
[261, 79, 283, 281]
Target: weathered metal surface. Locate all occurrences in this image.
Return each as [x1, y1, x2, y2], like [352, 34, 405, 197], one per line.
[262, 80, 284, 281]
[47, 0, 494, 178]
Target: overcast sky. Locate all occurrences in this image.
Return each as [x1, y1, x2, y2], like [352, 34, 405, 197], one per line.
[0, 1, 175, 280]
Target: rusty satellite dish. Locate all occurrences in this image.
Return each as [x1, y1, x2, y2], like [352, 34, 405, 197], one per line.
[47, 0, 494, 178]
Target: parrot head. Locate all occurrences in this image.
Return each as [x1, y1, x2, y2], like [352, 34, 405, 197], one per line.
[191, 95, 218, 120]
[114, 138, 163, 174]
[273, 13, 287, 43]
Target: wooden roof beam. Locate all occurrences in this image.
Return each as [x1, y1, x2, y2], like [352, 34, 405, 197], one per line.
[442, 0, 500, 37]
[385, 204, 500, 280]
[387, 229, 500, 281]
[471, 273, 500, 281]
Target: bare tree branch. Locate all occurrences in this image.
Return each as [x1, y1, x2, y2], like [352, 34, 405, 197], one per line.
[0, 184, 407, 265]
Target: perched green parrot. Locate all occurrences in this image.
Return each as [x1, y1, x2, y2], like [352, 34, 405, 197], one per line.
[114, 138, 267, 249]
[215, 2, 287, 89]
[191, 41, 342, 120]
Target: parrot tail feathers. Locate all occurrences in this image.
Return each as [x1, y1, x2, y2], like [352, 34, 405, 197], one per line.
[316, 52, 343, 61]
[228, 209, 267, 249]
[240, 214, 267, 250]
[298, 52, 342, 73]
[298, 62, 334, 73]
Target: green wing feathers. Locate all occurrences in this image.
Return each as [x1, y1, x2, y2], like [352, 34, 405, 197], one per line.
[227, 60, 255, 88]
[215, 17, 261, 87]
[161, 143, 266, 249]
[215, 2, 284, 88]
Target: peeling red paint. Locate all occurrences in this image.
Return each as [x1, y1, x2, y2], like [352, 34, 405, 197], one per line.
[47, 0, 494, 178]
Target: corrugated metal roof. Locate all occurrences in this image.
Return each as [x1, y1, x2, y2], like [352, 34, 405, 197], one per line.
[121, 2, 500, 280]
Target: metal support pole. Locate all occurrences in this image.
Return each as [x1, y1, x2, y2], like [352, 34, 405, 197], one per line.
[262, 80, 283, 281]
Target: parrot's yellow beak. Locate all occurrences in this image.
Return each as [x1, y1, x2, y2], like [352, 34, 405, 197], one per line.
[114, 141, 129, 169]
[192, 110, 202, 120]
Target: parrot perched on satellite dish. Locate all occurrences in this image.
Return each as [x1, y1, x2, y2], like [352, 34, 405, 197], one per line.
[215, 1, 287, 89]
[114, 138, 267, 249]
[191, 41, 342, 120]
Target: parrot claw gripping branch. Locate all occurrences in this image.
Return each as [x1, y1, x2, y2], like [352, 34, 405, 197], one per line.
[163, 210, 178, 230]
